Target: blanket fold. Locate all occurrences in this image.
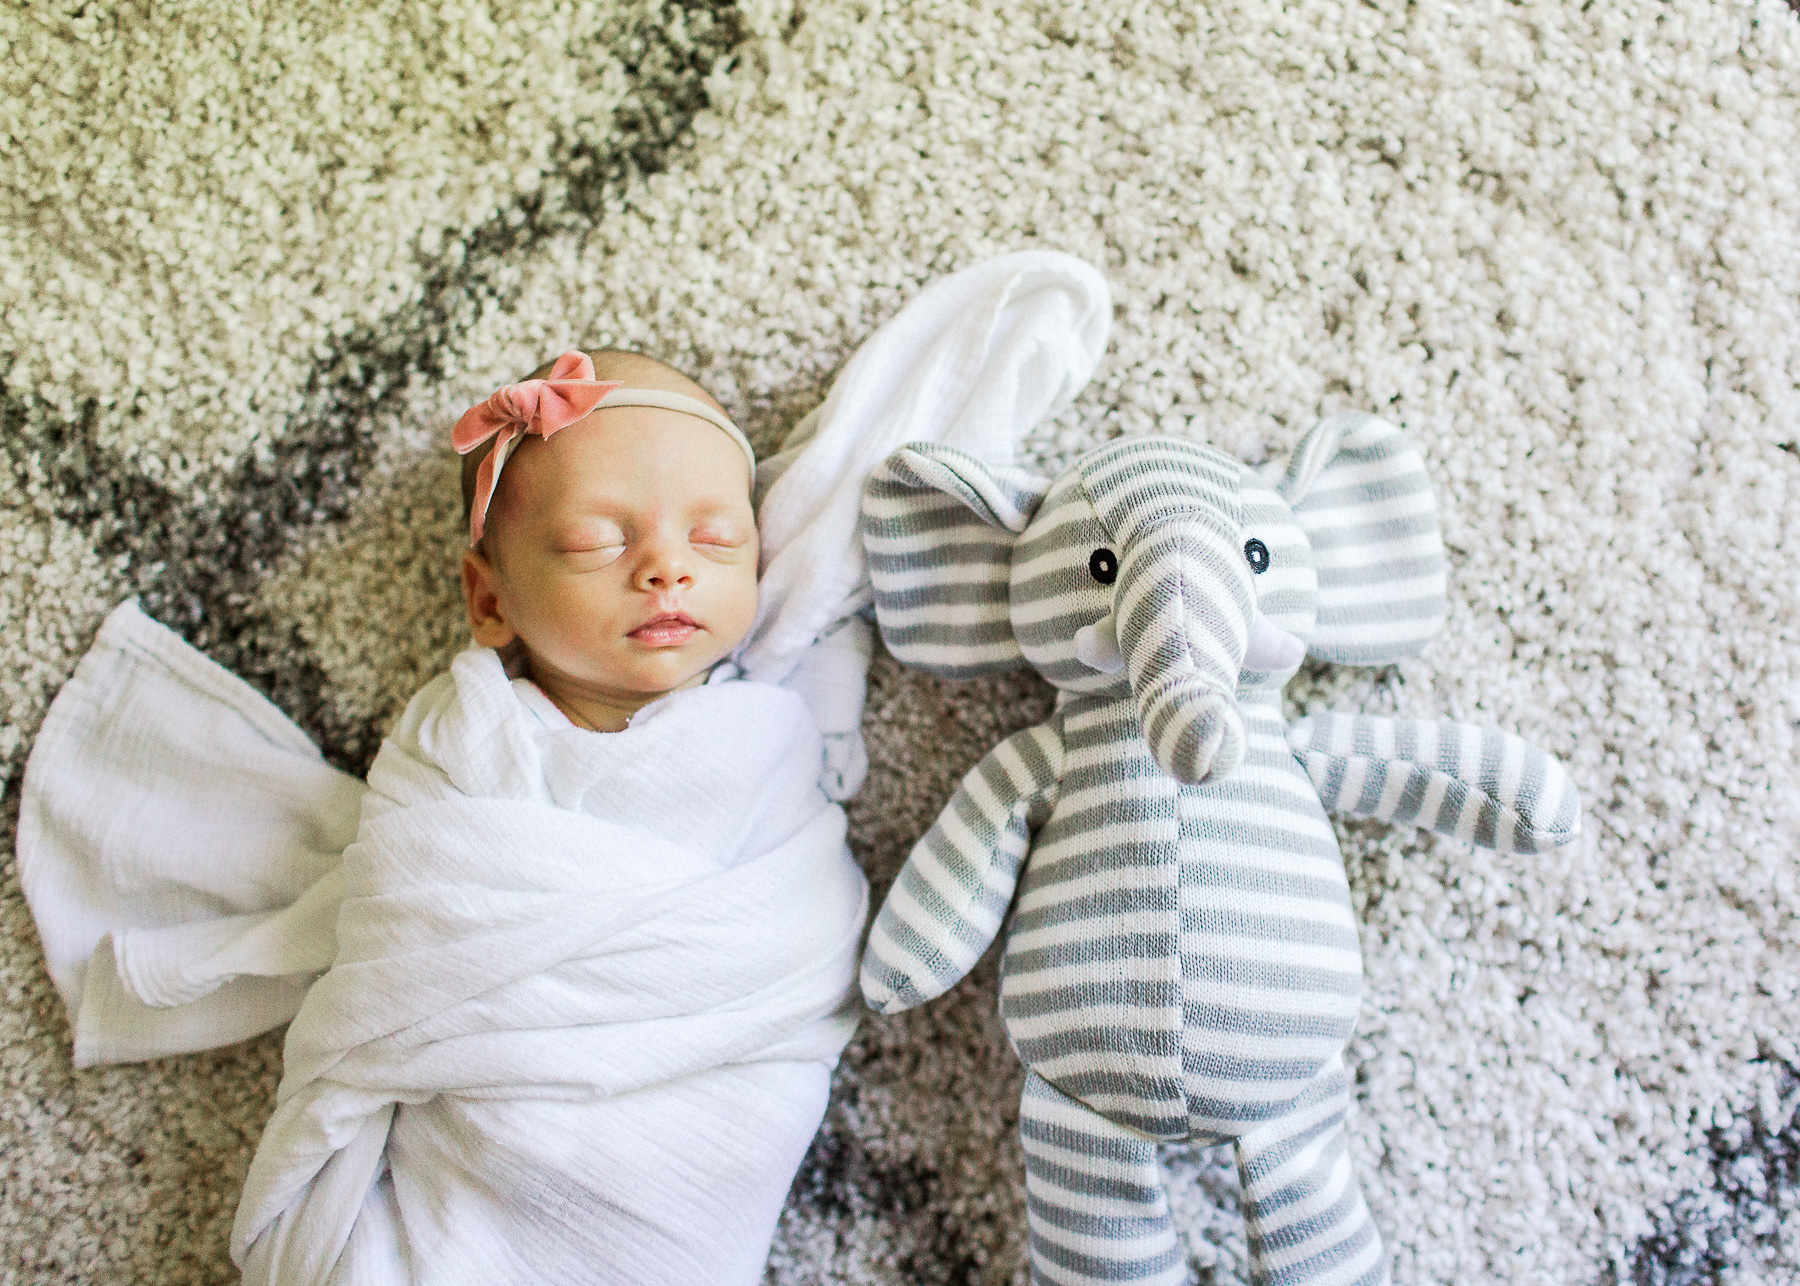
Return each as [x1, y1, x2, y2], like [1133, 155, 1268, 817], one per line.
[18, 598, 362, 1067]
[738, 249, 1111, 682]
[234, 649, 867, 1284]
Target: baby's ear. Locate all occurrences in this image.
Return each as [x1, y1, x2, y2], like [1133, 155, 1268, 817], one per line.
[860, 444, 1049, 678]
[461, 549, 519, 651]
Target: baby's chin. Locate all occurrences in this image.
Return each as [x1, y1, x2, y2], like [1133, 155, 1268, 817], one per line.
[530, 637, 734, 697]
[611, 653, 724, 695]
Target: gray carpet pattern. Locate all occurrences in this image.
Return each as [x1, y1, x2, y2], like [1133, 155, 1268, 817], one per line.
[3, 0, 1799, 1281]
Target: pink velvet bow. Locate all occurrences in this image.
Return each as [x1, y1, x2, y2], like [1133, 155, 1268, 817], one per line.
[452, 351, 620, 545]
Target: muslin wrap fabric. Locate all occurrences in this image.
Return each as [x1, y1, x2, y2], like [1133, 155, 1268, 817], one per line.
[231, 649, 868, 1284]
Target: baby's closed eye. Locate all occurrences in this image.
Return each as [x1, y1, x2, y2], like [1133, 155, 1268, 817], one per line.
[555, 523, 628, 563]
[680, 515, 752, 554]
[690, 520, 753, 552]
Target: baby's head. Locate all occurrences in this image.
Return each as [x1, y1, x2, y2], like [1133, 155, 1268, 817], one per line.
[457, 350, 759, 729]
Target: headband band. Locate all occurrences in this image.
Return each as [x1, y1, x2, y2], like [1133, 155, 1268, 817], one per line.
[452, 351, 754, 546]
[590, 387, 758, 476]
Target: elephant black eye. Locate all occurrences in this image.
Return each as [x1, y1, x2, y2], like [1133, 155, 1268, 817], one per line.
[1244, 538, 1271, 574]
[1088, 548, 1118, 585]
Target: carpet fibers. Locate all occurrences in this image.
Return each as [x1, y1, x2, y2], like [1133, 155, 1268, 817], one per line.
[2, 0, 1798, 1281]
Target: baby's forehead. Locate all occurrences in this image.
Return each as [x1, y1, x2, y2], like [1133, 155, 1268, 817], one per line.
[518, 414, 756, 511]
[553, 463, 757, 515]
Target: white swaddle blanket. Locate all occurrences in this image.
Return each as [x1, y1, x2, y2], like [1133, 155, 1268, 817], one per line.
[234, 649, 866, 1284]
[15, 249, 1115, 1284]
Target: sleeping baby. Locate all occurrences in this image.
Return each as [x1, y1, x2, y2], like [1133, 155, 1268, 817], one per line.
[19, 350, 873, 1286]
[228, 350, 872, 1284]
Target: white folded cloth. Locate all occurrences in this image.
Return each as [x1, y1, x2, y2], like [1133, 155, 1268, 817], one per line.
[231, 647, 867, 1284]
[738, 249, 1112, 683]
[18, 598, 361, 1067]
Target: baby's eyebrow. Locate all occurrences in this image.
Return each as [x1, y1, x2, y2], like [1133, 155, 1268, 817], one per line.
[684, 496, 757, 522]
[689, 503, 752, 521]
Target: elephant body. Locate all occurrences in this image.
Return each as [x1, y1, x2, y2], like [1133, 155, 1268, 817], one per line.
[858, 417, 1581, 1286]
[991, 689, 1362, 1142]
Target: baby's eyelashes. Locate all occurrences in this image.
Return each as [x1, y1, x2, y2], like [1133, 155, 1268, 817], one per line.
[553, 524, 629, 564]
[689, 522, 753, 552]
[551, 522, 750, 566]
[560, 545, 628, 571]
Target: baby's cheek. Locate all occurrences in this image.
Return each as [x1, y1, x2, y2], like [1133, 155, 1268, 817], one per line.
[715, 562, 762, 649]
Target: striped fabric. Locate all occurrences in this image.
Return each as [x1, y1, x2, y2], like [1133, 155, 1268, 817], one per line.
[1273, 413, 1447, 667]
[1004, 698, 1186, 1138]
[1019, 1069, 1187, 1286]
[1078, 437, 1256, 788]
[1238, 473, 1319, 665]
[1007, 471, 1132, 695]
[858, 420, 1579, 1286]
[1235, 1055, 1388, 1286]
[1114, 524, 1250, 786]
[863, 445, 1051, 679]
[1172, 697, 1364, 1136]
[861, 723, 1063, 1013]
[1287, 713, 1582, 854]
[1078, 435, 1244, 549]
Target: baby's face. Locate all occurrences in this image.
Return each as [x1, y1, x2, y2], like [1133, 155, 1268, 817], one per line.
[469, 406, 759, 702]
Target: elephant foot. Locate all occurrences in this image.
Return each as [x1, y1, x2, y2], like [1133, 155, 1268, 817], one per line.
[1233, 1056, 1389, 1286]
[1019, 1069, 1190, 1286]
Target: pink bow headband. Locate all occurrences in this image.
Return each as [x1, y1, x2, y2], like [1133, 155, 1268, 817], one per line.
[452, 351, 756, 546]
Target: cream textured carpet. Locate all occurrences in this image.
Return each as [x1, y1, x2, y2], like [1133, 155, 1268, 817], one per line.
[3, 0, 1798, 1281]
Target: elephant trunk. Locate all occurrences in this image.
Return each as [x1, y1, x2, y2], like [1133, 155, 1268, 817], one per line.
[1114, 521, 1255, 785]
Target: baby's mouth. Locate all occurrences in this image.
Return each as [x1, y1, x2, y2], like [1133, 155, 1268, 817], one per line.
[628, 611, 701, 647]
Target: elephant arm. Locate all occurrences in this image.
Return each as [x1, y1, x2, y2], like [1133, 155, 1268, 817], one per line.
[860, 721, 1064, 1014]
[1286, 713, 1581, 854]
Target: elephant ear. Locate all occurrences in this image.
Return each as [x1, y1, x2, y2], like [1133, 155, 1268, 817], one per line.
[860, 444, 1050, 678]
[1277, 412, 1447, 665]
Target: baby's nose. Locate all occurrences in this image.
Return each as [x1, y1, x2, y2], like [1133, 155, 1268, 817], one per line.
[634, 541, 695, 590]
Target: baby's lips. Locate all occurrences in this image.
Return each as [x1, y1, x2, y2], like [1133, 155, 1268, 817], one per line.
[627, 612, 702, 644]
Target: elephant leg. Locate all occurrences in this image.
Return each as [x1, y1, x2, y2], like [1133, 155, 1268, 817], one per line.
[1233, 1057, 1387, 1286]
[1019, 1069, 1188, 1286]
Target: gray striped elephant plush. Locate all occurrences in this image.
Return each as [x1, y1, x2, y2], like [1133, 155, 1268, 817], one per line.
[857, 414, 1581, 1286]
